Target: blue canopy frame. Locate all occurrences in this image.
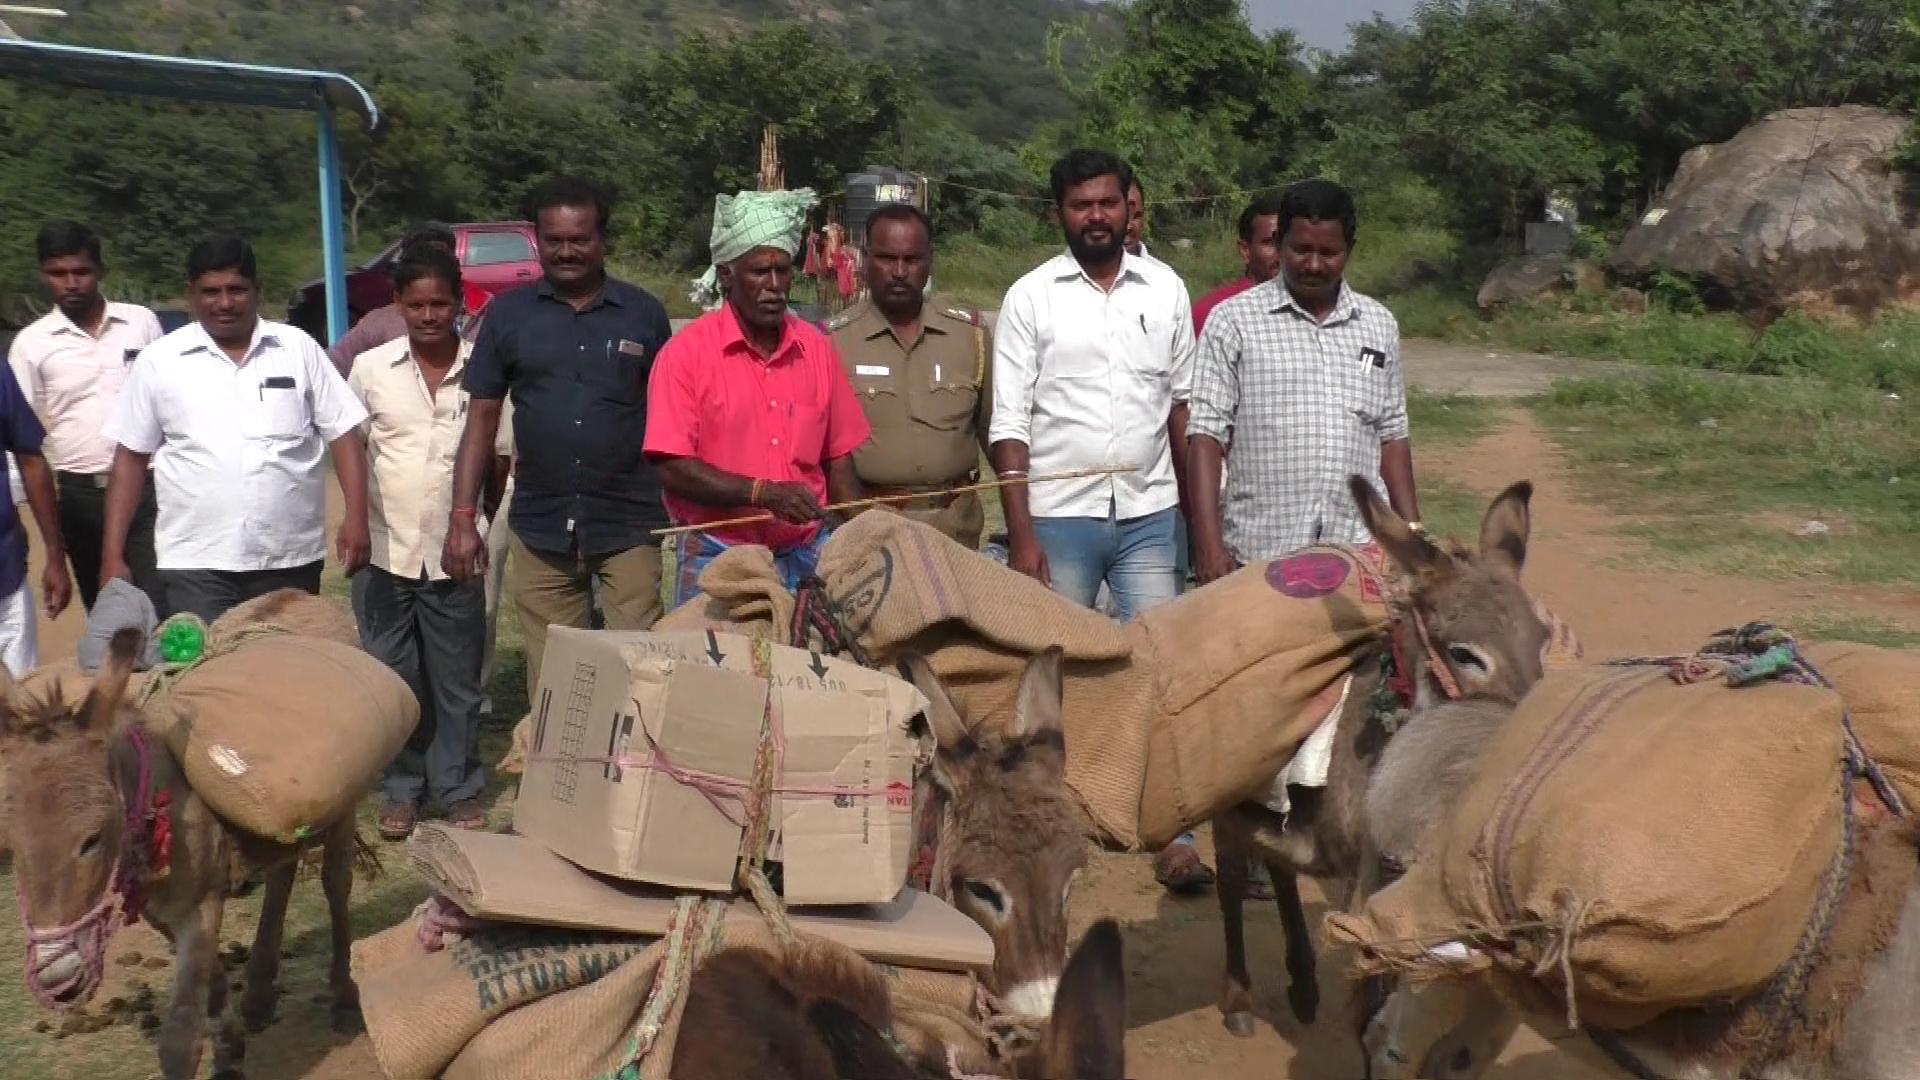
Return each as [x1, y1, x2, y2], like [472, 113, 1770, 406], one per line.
[0, 38, 379, 344]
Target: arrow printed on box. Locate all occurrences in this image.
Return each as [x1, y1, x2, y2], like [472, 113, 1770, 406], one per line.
[809, 651, 829, 679]
[705, 630, 725, 665]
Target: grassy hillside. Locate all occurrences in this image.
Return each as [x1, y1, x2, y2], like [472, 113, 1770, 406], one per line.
[39, 0, 1098, 144]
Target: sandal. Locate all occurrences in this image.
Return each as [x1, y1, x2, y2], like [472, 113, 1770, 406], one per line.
[1153, 840, 1217, 895]
[444, 798, 488, 831]
[378, 800, 418, 842]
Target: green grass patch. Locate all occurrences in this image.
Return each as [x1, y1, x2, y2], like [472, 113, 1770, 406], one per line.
[1784, 611, 1920, 649]
[1414, 476, 1490, 543]
[1409, 390, 1502, 447]
[1535, 370, 1919, 585]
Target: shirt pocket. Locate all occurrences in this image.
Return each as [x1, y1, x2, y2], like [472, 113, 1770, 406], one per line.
[244, 380, 309, 440]
[908, 365, 977, 432]
[787, 401, 828, 468]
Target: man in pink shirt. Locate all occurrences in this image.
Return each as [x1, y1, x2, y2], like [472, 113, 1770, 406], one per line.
[1192, 193, 1287, 334]
[646, 190, 869, 608]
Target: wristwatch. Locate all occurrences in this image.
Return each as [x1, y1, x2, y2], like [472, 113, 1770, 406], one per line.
[1407, 522, 1427, 534]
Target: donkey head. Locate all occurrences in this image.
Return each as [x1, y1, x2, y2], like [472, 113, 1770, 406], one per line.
[1351, 476, 1546, 706]
[897, 647, 1088, 1021]
[0, 630, 144, 1002]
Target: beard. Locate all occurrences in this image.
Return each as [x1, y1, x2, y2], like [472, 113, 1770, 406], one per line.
[1065, 225, 1123, 265]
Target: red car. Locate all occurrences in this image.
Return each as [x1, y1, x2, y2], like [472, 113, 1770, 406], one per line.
[287, 222, 541, 339]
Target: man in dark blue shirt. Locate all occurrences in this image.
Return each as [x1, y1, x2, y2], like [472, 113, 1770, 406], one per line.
[443, 176, 674, 695]
[0, 365, 73, 676]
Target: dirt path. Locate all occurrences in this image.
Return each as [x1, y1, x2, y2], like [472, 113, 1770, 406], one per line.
[17, 404, 1920, 1079]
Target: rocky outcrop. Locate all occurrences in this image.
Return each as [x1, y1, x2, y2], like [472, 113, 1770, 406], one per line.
[1476, 254, 1604, 309]
[1611, 105, 1920, 314]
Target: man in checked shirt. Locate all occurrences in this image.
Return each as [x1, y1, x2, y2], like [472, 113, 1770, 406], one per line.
[1186, 178, 1421, 582]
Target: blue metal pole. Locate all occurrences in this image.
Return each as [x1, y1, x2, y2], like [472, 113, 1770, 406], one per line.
[315, 98, 349, 345]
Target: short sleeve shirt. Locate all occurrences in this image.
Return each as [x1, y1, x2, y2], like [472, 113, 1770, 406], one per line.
[7, 302, 163, 474]
[464, 277, 674, 558]
[104, 319, 367, 572]
[644, 306, 870, 550]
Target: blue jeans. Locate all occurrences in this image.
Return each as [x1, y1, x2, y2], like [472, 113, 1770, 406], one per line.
[1031, 505, 1180, 624]
[671, 528, 830, 610]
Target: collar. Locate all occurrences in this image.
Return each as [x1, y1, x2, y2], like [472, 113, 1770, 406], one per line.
[184, 318, 276, 363]
[1048, 250, 1151, 290]
[719, 303, 803, 365]
[388, 337, 473, 374]
[49, 303, 128, 338]
[536, 276, 623, 309]
[1267, 279, 1359, 326]
[856, 303, 944, 343]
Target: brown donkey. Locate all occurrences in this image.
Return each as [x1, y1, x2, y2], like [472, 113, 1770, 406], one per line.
[0, 629, 360, 1080]
[1211, 476, 1550, 1037]
[672, 917, 1127, 1079]
[896, 646, 1091, 1032]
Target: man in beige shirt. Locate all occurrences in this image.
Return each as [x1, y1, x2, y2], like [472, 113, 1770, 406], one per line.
[346, 248, 488, 839]
[7, 221, 163, 610]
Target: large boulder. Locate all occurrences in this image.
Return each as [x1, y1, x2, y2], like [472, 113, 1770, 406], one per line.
[1612, 105, 1920, 313]
[1476, 253, 1605, 309]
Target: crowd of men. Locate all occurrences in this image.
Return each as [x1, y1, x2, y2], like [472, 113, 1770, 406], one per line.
[2, 150, 1418, 887]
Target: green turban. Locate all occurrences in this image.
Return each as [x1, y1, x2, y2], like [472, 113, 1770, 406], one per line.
[690, 187, 819, 309]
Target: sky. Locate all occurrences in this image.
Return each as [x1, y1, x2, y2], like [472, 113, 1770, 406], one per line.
[1243, 0, 1421, 53]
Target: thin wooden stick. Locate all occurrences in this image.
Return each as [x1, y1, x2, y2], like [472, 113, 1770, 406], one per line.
[651, 464, 1139, 538]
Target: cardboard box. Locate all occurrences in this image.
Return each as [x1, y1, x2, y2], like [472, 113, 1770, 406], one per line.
[408, 824, 993, 974]
[513, 629, 927, 906]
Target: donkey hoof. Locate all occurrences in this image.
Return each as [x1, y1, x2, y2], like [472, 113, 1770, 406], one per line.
[240, 997, 277, 1034]
[330, 1001, 364, 1035]
[1287, 982, 1320, 1025]
[1223, 1010, 1258, 1038]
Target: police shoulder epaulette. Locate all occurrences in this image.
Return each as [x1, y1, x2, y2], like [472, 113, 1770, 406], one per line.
[941, 306, 981, 326]
[826, 308, 861, 333]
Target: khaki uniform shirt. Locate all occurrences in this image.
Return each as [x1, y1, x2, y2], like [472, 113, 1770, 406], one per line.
[830, 299, 993, 546]
[348, 336, 474, 581]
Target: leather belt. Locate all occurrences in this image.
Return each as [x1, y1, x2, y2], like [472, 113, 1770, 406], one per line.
[55, 471, 111, 490]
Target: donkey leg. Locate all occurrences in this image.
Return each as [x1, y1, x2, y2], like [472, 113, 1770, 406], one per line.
[1271, 866, 1319, 1025]
[207, 956, 247, 1080]
[321, 820, 362, 1033]
[1214, 835, 1258, 1036]
[240, 862, 295, 1033]
[1362, 980, 1476, 1080]
[159, 891, 225, 1080]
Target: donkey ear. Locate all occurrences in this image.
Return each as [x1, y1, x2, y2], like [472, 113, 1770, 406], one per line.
[1478, 481, 1533, 575]
[79, 627, 143, 733]
[1012, 646, 1065, 740]
[897, 653, 969, 750]
[1042, 919, 1127, 1080]
[1350, 475, 1445, 578]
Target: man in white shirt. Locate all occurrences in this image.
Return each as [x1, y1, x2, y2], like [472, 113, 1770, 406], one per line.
[993, 149, 1207, 892]
[991, 148, 1194, 621]
[100, 235, 371, 622]
[7, 221, 164, 610]
[347, 248, 489, 839]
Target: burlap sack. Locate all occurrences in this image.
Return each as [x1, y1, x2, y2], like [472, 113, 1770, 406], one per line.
[354, 914, 980, 1080]
[152, 636, 417, 842]
[654, 518, 1405, 849]
[1133, 547, 1393, 847]
[1803, 641, 1920, 811]
[1335, 664, 1849, 1027]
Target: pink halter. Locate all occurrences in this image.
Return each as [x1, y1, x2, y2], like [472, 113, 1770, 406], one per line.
[17, 725, 158, 1011]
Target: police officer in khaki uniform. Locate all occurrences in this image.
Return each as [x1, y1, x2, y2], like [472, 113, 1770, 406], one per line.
[830, 204, 993, 548]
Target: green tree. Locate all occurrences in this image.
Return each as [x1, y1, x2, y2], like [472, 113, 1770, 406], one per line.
[610, 26, 916, 259]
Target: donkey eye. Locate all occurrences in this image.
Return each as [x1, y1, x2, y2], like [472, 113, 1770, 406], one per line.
[77, 832, 103, 857]
[1447, 645, 1490, 674]
[963, 880, 1008, 917]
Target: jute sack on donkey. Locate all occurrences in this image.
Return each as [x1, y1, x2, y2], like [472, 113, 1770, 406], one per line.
[630, 511, 1395, 849]
[1332, 629, 1920, 1032]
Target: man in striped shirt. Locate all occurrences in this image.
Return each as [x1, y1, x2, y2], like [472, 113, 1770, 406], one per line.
[1187, 178, 1421, 584]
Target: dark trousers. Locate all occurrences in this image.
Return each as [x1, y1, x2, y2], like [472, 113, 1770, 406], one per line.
[352, 566, 487, 808]
[158, 561, 323, 623]
[57, 471, 160, 612]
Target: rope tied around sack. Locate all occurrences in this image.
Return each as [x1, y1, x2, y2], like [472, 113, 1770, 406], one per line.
[132, 613, 292, 713]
